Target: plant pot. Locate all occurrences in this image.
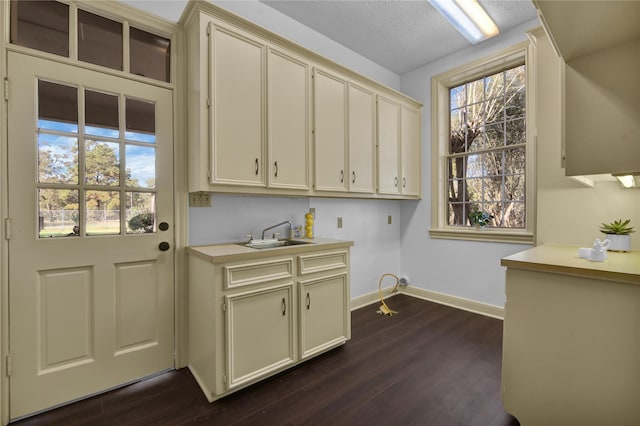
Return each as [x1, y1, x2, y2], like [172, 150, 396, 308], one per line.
[604, 234, 631, 252]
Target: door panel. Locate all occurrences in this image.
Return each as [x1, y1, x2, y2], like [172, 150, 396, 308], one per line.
[7, 52, 175, 419]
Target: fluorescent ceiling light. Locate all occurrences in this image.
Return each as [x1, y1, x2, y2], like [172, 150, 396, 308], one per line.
[428, 0, 499, 44]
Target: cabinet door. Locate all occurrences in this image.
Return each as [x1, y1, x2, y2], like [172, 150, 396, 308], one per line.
[377, 96, 400, 194]
[299, 274, 349, 359]
[348, 83, 376, 193]
[267, 48, 310, 190]
[401, 104, 421, 196]
[210, 22, 265, 186]
[225, 284, 295, 389]
[314, 68, 347, 192]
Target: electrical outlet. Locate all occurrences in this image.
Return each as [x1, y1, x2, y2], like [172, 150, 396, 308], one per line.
[388, 215, 392, 224]
[337, 217, 343, 228]
[310, 207, 316, 217]
[189, 192, 211, 207]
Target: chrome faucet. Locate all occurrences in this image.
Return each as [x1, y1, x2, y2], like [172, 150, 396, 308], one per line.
[261, 220, 293, 240]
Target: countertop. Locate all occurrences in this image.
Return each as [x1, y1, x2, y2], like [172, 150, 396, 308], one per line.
[501, 244, 640, 285]
[187, 238, 354, 263]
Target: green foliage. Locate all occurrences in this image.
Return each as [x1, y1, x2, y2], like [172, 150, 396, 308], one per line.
[469, 207, 493, 227]
[599, 219, 635, 235]
[128, 212, 154, 233]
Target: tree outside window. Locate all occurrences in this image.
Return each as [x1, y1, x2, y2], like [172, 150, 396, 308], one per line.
[447, 64, 526, 229]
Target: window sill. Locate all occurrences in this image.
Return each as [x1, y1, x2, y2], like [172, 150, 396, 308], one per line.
[429, 228, 534, 244]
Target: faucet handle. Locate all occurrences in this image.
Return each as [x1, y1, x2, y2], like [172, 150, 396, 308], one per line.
[272, 232, 280, 239]
[245, 234, 254, 242]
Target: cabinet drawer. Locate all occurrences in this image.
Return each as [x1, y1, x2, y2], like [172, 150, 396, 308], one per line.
[224, 258, 293, 289]
[298, 251, 347, 275]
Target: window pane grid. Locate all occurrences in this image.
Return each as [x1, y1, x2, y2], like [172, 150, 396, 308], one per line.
[37, 81, 157, 238]
[447, 63, 526, 229]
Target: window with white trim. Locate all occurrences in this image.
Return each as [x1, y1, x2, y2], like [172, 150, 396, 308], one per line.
[430, 43, 535, 244]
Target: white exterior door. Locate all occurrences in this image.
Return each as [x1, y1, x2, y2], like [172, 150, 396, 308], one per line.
[7, 52, 175, 419]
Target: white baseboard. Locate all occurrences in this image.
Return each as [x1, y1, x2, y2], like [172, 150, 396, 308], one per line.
[350, 286, 504, 320]
[399, 286, 504, 319]
[350, 287, 400, 311]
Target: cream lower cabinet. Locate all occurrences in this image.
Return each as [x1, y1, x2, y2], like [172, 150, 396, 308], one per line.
[299, 274, 349, 359]
[188, 246, 350, 402]
[225, 284, 295, 389]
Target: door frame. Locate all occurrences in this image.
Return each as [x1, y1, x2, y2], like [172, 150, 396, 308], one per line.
[0, 1, 188, 424]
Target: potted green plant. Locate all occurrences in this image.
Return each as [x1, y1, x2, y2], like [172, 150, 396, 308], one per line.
[599, 219, 634, 252]
[469, 207, 492, 228]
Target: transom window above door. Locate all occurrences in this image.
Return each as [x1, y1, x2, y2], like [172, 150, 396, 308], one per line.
[37, 80, 158, 238]
[9, 0, 171, 83]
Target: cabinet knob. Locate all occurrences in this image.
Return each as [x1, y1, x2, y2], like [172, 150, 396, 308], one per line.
[159, 242, 170, 251]
[159, 222, 169, 231]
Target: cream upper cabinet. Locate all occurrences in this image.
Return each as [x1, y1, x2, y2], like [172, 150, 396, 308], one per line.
[347, 83, 376, 193]
[532, 1, 640, 176]
[209, 21, 266, 186]
[377, 96, 401, 194]
[401, 104, 421, 196]
[377, 96, 422, 196]
[313, 68, 348, 192]
[267, 48, 310, 190]
[183, 3, 422, 198]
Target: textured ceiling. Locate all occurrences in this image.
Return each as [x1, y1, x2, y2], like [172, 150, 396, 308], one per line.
[121, 0, 538, 75]
[261, 0, 538, 74]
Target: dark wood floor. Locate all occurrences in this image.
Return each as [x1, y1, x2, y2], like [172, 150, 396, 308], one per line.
[12, 295, 519, 426]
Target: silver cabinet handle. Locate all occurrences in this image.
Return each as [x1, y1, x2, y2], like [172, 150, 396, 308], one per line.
[394, 177, 398, 187]
[352, 171, 356, 184]
[306, 292, 311, 310]
[274, 161, 278, 177]
[281, 298, 286, 316]
[255, 158, 259, 175]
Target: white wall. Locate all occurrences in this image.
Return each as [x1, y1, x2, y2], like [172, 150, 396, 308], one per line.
[398, 20, 539, 308]
[189, 195, 402, 299]
[187, 1, 404, 300]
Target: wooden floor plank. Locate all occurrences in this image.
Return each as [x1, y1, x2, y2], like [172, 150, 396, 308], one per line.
[11, 295, 519, 425]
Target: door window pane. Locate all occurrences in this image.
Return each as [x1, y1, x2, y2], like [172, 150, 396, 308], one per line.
[125, 98, 156, 143]
[130, 27, 171, 83]
[126, 192, 156, 234]
[125, 145, 155, 188]
[10, 0, 69, 57]
[78, 10, 123, 71]
[85, 90, 119, 138]
[85, 140, 120, 186]
[38, 189, 79, 238]
[38, 81, 78, 133]
[38, 134, 78, 184]
[86, 190, 120, 235]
